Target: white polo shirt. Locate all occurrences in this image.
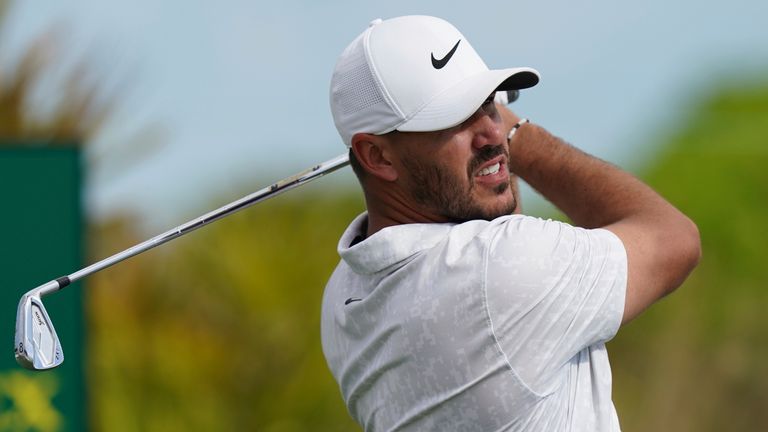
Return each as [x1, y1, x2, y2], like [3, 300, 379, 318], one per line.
[321, 213, 627, 431]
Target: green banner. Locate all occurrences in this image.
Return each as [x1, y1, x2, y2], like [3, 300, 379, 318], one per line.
[0, 147, 85, 431]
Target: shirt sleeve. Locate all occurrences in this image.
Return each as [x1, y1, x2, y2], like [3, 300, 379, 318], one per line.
[483, 216, 627, 393]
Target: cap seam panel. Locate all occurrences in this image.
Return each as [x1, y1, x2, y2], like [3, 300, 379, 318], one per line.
[363, 27, 405, 122]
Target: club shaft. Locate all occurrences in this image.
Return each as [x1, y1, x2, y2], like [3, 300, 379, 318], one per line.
[43, 90, 523, 295]
[55, 153, 349, 292]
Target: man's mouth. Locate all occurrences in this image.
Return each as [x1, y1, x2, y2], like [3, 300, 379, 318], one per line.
[467, 144, 509, 189]
[477, 162, 501, 177]
[473, 153, 507, 178]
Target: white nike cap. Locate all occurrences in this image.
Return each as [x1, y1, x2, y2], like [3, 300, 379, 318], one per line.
[330, 15, 540, 147]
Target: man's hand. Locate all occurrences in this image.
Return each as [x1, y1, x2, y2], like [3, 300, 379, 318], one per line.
[496, 103, 522, 137]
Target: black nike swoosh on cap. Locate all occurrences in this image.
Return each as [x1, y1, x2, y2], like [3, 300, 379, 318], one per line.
[431, 39, 461, 69]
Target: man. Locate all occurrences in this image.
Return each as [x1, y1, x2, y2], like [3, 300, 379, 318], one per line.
[321, 15, 700, 432]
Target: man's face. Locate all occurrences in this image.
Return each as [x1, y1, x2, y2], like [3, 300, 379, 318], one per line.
[389, 97, 517, 223]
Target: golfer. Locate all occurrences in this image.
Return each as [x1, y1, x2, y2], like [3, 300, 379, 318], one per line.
[321, 15, 700, 431]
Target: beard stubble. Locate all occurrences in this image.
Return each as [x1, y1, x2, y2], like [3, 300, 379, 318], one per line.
[401, 145, 516, 222]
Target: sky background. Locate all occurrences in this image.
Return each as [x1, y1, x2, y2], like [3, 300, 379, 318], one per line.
[2, 0, 767, 231]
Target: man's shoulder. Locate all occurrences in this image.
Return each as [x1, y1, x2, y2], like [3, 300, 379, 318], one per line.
[466, 215, 625, 274]
[450, 214, 565, 244]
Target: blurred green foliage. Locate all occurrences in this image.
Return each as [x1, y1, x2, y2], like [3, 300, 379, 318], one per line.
[87, 184, 365, 431]
[0, 372, 62, 431]
[609, 82, 768, 431]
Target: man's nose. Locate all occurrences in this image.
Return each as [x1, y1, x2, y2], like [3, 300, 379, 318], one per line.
[470, 106, 504, 149]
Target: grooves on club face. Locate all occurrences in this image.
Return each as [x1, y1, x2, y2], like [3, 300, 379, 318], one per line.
[15, 293, 63, 370]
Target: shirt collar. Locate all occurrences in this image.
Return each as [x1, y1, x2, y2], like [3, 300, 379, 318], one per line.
[338, 212, 454, 275]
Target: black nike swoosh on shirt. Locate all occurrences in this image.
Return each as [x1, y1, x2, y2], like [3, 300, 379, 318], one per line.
[345, 297, 363, 305]
[431, 39, 461, 69]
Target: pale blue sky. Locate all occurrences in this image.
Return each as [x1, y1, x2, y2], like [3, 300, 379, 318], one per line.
[2, 0, 767, 230]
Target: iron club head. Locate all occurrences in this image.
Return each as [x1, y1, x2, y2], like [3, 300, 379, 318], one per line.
[14, 281, 64, 370]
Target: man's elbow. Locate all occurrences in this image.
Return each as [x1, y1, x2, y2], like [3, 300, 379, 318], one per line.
[666, 216, 702, 295]
[682, 216, 702, 271]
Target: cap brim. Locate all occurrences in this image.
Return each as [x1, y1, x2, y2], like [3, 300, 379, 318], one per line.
[396, 67, 539, 133]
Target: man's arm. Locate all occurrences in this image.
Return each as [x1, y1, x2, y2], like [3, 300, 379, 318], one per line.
[500, 108, 701, 324]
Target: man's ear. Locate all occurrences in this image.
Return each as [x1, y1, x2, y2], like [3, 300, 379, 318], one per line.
[350, 133, 398, 182]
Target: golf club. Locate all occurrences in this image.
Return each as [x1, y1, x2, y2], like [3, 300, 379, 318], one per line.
[14, 90, 520, 370]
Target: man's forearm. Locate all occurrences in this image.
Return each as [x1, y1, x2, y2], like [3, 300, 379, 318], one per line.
[507, 123, 681, 229]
